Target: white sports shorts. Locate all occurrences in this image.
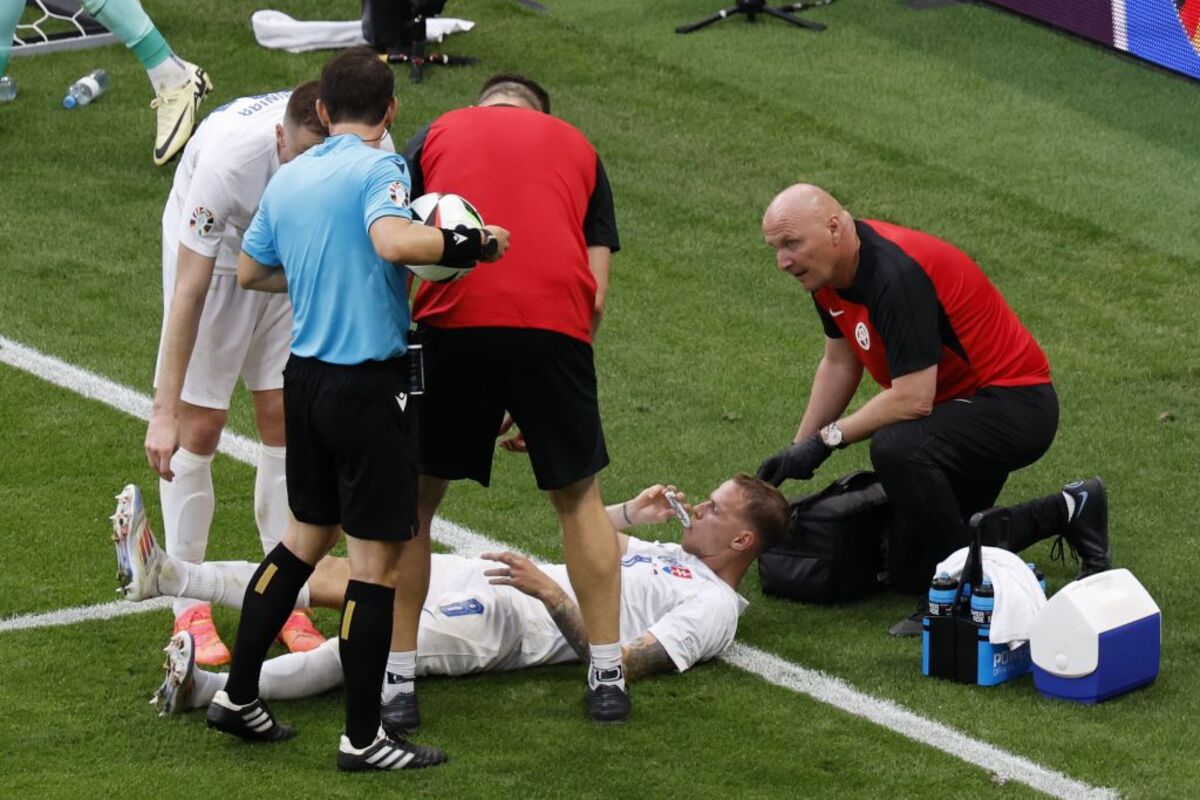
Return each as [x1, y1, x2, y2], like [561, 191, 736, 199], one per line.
[155, 240, 291, 409]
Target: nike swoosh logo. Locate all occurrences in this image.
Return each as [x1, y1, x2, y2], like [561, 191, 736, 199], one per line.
[396, 393, 408, 412]
[829, 309, 845, 317]
[1074, 490, 1088, 519]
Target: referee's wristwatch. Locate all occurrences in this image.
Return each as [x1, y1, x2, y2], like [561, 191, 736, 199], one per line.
[819, 421, 846, 449]
[479, 228, 499, 260]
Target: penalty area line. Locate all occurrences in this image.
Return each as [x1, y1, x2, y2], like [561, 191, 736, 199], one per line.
[0, 334, 1118, 800]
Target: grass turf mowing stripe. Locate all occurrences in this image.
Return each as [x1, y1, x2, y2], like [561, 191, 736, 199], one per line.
[0, 333, 1117, 799]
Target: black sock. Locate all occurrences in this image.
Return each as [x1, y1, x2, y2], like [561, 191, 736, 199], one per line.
[1004, 493, 1070, 553]
[340, 580, 395, 749]
[224, 544, 314, 705]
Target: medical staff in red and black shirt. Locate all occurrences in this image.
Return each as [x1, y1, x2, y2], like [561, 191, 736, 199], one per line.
[403, 74, 632, 721]
[757, 184, 1110, 633]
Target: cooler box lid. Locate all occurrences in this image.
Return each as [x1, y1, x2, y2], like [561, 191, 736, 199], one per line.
[1029, 569, 1160, 677]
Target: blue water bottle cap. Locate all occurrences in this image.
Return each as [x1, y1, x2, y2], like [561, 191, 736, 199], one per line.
[63, 94, 77, 109]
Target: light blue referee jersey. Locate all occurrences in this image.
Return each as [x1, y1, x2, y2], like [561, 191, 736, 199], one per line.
[242, 134, 414, 365]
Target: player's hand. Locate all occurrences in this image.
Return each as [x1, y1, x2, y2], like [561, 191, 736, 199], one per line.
[145, 410, 181, 481]
[480, 225, 510, 262]
[625, 484, 689, 526]
[756, 433, 832, 487]
[482, 551, 557, 602]
[496, 412, 528, 453]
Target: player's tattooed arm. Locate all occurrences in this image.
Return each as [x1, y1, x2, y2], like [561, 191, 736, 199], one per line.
[482, 551, 592, 659]
[543, 587, 591, 660]
[545, 596, 673, 680]
[621, 633, 675, 681]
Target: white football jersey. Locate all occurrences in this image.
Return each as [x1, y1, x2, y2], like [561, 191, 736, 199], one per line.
[164, 90, 396, 276]
[166, 91, 292, 276]
[415, 538, 748, 677]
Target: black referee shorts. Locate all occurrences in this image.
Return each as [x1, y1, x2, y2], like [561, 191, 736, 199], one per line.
[283, 354, 419, 541]
[417, 325, 609, 491]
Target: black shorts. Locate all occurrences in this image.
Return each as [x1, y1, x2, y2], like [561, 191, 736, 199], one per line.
[283, 354, 419, 541]
[417, 325, 609, 491]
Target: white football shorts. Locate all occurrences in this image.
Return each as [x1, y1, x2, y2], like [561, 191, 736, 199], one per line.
[155, 266, 291, 410]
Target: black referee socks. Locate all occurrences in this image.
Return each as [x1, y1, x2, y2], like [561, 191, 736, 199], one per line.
[224, 544, 315, 705]
[340, 579, 396, 749]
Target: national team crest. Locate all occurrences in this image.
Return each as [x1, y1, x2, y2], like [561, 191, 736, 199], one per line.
[189, 206, 215, 236]
[387, 181, 409, 207]
[662, 565, 693, 580]
[854, 321, 871, 351]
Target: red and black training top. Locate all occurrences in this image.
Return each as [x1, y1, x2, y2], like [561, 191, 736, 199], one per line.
[404, 105, 620, 345]
[812, 220, 1050, 404]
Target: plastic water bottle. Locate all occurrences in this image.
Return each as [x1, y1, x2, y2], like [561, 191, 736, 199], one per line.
[0, 76, 16, 103]
[922, 571, 958, 677]
[927, 571, 958, 617]
[62, 69, 110, 108]
[970, 577, 994, 626]
[1027, 561, 1048, 595]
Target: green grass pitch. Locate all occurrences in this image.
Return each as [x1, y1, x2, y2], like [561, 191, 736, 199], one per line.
[2, 0, 1198, 796]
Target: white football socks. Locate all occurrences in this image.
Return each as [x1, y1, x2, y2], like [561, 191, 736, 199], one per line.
[588, 642, 625, 690]
[158, 555, 310, 611]
[254, 444, 289, 554]
[382, 650, 417, 702]
[258, 638, 343, 701]
[161, 448, 215, 616]
[189, 666, 224, 709]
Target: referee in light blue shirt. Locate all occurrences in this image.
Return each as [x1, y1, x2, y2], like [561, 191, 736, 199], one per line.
[204, 47, 508, 772]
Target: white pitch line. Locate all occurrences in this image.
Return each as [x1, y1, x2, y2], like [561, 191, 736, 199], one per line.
[0, 597, 172, 633]
[722, 644, 1119, 800]
[0, 335, 1118, 800]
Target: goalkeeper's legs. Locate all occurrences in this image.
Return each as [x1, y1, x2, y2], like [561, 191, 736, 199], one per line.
[0, 0, 23, 80]
[78, 0, 211, 164]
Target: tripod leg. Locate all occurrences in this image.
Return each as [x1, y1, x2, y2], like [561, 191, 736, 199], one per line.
[676, 5, 744, 34]
[762, 5, 826, 30]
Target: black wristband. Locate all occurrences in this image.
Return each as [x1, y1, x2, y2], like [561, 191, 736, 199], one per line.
[438, 226, 483, 268]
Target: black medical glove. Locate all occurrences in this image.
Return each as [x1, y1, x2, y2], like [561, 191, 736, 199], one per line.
[756, 433, 833, 487]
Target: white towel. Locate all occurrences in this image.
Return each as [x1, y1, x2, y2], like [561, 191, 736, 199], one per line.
[251, 10, 475, 54]
[935, 546, 1047, 649]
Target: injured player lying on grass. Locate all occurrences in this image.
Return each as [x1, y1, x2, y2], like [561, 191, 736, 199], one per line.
[110, 474, 789, 723]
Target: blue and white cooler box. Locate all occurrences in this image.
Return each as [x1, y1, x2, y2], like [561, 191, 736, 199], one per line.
[1029, 569, 1161, 703]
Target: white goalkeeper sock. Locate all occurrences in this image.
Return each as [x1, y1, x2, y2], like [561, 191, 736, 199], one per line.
[158, 555, 311, 611]
[160, 448, 214, 617]
[147, 54, 191, 94]
[258, 638, 343, 701]
[254, 444, 288, 554]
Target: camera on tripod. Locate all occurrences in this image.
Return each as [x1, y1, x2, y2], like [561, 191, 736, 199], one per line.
[361, 0, 476, 83]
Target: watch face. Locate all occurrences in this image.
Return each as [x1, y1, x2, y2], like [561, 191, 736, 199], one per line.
[823, 424, 842, 447]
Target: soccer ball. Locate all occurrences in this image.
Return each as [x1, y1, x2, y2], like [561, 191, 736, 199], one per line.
[407, 192, 486, 283]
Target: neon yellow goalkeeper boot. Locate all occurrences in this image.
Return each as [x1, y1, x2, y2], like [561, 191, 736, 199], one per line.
[151, 62, 212, 166]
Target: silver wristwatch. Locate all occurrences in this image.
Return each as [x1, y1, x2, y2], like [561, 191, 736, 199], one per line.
[820, 422, 844, 449]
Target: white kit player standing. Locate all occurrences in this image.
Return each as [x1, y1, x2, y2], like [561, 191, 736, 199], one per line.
[144, 82, 384, 665]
